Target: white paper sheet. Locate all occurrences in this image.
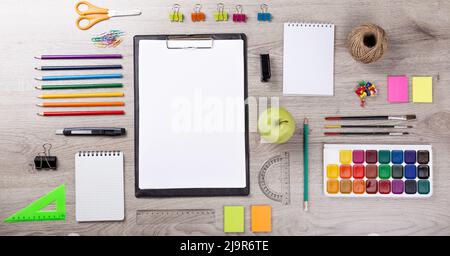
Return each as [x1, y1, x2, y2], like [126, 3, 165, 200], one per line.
[283, 23, 335, 95]
[138, 39, 247, 189]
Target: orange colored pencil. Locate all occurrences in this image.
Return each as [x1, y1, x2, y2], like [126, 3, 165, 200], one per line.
[37, 101, 125, 107]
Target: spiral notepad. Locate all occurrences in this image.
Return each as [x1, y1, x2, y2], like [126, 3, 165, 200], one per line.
[283, 22, 335, 96]
[75, 151, 124, 222]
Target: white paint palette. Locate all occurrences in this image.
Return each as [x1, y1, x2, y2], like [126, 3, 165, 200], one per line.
[323, 144, 433, 198]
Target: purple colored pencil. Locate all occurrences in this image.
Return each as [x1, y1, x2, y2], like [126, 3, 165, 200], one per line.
[35, 54, 123, 60]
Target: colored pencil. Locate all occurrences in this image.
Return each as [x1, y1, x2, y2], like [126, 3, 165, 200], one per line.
[35, 65, 123, 71]
[325, 132, 409, 136]
[37, 110, 125, 116]
[303, 118, 309, 211]
[35, 83, 123, 90]
[325, 115, 416, 121]
[37, 92, 124, 99]
[34, 54, 123, 60]
[325, 125, 413, 129]
[37, 102, 125, 107]
[35, 74, 123, 81]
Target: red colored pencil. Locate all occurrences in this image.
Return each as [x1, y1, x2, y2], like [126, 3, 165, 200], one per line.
[37, 110, 125, 116]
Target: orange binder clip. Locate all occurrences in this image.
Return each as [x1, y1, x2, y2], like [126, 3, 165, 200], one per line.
[191, 4, 205, 22]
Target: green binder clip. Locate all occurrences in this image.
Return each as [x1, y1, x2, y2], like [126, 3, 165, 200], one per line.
[169, 4, 184, 22]
[214, 3, 228, 21]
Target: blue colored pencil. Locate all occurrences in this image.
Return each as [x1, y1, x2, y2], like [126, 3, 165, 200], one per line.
[34, 74, 123, 81]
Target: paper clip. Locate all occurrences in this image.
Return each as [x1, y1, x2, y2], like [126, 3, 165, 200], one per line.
[232, 5, 246, 22]
[214, 3, 228, 21]
[191, 4, 205, 22]
[257, 4, 272, 21]
[169, 4, 184, 22]
[33, 143, 57, 170]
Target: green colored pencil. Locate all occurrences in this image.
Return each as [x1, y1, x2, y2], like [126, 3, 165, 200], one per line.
[35, 83, 123, 90]
[303, 118, 309, 211]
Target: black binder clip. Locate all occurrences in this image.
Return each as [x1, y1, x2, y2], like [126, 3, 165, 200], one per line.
[260, 54, 271, 82]
[34, 143, 57, 170]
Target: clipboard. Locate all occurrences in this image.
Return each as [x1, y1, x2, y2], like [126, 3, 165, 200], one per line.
[134, 34, 249, 197]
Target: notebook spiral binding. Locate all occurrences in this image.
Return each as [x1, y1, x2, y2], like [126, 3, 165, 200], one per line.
[78, 151, 121, 157]
[286, 22, 333, 28]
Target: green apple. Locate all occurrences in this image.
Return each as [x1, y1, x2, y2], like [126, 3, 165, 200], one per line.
[258, 107, 296, 144]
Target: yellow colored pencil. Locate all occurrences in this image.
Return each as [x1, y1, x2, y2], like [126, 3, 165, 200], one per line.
[37, 92, 124, 99]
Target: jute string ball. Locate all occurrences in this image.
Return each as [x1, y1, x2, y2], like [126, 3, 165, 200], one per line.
[347, 24, 388, 64]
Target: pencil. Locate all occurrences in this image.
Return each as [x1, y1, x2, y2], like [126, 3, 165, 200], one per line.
[35, 65, 123, 71]
[37, 92, 124, 99]
[34, 74, 123, 81]
[303, 118, 309, 211]
[35, 83, 123, 90]
[34, 54, 123, 60]
[325, 115, 416, 121]
[37, 102, 125, 107]
[37, 110, 125, 116]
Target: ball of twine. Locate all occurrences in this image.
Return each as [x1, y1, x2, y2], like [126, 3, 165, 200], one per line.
[347, 24, 388, 64]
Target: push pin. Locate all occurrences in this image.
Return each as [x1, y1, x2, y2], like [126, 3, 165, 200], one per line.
[232, 5, 246, 22]
[257, 4, 272, 21]
[169, 4, 184, 22]
[214, 3, 228, 21]
[33, 143, 57, 170]
[191, 4, 205, 22]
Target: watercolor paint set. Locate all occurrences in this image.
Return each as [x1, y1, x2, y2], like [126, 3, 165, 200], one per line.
[323, 144, 432, 197]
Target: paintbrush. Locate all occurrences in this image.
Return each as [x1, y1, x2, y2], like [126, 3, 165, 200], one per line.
[325, 132, 409, 136]
[325, 125, 413, 129]
[325, 115, 416, 121]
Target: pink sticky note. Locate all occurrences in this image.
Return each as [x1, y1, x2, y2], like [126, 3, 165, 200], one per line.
[388, 75, 409, 103]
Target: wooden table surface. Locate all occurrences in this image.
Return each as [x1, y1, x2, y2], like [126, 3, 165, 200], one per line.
[1, 0, 449, 236]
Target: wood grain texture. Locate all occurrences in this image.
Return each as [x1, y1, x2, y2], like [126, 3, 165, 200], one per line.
[1, 0, 450, 236]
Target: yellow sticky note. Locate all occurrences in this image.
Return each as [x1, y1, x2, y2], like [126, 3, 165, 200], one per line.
[412, 76, 433, 103]
[224, 206, 244, 233]
[251, 205, 272, 233]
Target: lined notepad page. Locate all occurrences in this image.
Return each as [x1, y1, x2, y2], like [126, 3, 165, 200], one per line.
[283, 23, 335, 95]
[75, 151, 124, 222]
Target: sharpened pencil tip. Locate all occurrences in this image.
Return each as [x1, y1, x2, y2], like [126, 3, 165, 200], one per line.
[406, 115, 416, 120]
[35, 85, 42, 90]
[304, 118, 308, 124]
[34, 67, 41, 70]
[37, 113, 43, 116]
[34, 78, 42, 81]
[34, 56, 41, 59]
[303, 201, 308, 211]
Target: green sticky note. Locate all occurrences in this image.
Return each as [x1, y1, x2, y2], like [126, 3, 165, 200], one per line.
[224, 206, 244, 233]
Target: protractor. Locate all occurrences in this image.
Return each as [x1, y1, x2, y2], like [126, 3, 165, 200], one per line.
[258, 152, 290, 205]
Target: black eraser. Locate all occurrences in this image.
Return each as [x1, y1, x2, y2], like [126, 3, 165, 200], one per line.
[260, 54, 271, 82]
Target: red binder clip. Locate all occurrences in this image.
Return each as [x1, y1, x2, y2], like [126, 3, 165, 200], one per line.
[191, 4, 205, 22]
[232, 5, 246, 22]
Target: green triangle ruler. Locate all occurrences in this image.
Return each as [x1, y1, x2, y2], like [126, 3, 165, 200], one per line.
[4, 184, 66, 222]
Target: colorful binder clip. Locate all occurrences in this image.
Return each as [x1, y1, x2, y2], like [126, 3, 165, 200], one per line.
[232, 5, 246, 22]
[191, 4, 205, 22]
[214, 3, 228, 21]
[257, 4, 272, 21]
[169, 4, 183, 22]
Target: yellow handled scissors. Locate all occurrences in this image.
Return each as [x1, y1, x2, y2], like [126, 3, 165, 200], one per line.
[75, 1, 141, 30]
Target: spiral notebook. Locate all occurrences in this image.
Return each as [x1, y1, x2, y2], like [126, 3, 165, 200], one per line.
[283, 22, 335, 96]
[75, 151, 124, 222]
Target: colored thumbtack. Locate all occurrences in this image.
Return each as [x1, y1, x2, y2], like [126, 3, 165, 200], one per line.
[232, 5, 246, 22]
[191, 4, 205, 22]
[257, 4, 272, 21]
[214, 3, 228, 21]
[169, 4, 184, 22]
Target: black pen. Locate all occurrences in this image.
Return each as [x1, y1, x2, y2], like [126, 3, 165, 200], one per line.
[55, 127, 126, 136]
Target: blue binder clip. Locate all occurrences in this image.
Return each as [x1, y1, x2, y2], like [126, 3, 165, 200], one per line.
[257, 4, 272, 22]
